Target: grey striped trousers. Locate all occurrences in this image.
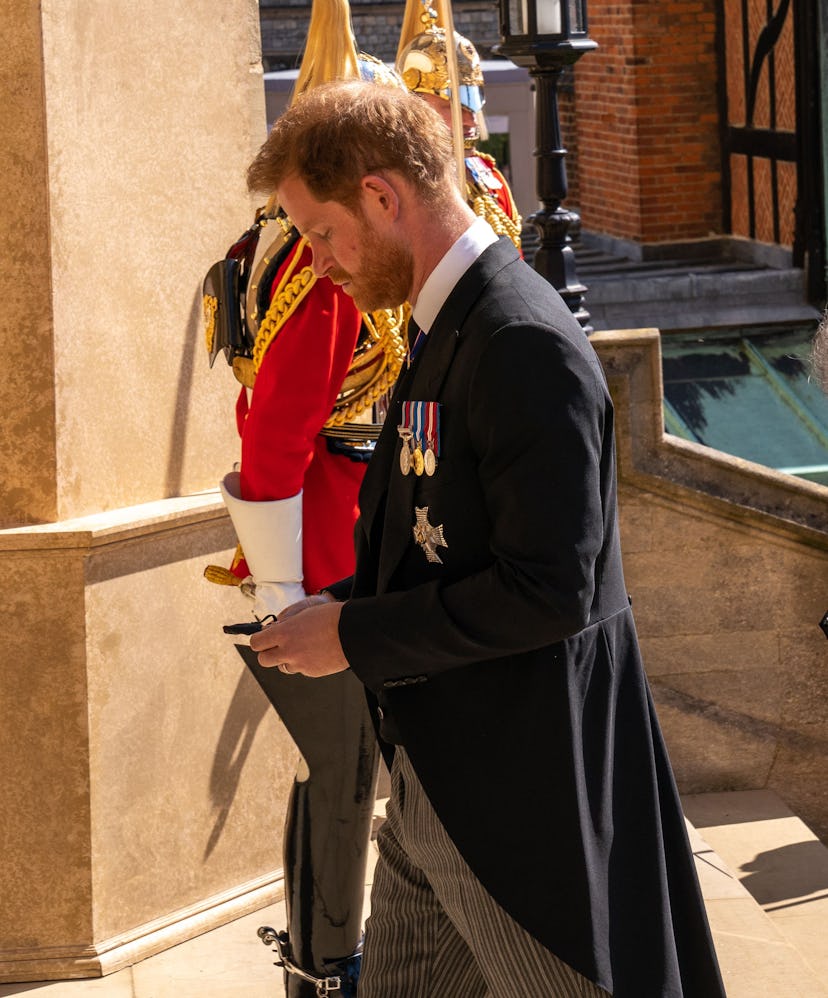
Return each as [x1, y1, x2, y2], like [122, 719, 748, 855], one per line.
[358, 747, 609, 997]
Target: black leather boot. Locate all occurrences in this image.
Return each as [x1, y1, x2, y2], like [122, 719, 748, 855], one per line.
[239, 647, 379, 996]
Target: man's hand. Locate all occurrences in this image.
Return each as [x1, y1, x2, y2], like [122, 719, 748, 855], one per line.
[249, 597, 350, 677]
[276, 591, 332, 620]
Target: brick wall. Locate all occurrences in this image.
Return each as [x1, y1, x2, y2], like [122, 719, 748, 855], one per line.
[558, 70, 580, 208]
[257, 0, 727, 249]
[575, 0, 723, 244]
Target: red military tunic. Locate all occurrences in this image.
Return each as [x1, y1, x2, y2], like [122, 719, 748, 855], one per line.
[465, 152, 523, 255]
[234, 239, 365, 595]
[480, 156, 520, 228]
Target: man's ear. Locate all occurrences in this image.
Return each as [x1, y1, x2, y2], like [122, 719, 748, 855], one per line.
[360, 174, 400, 225]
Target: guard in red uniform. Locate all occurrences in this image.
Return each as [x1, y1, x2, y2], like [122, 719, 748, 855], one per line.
[202, 4, 406, 994]
[396, 1, 523, 252]
[216, 211, 404, 613]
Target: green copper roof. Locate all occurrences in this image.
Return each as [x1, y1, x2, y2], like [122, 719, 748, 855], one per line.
[661, 325, 828, 487]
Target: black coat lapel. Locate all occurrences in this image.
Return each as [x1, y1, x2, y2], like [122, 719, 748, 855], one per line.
[376, 322, 460, 591]
[355, 353, 416, 546]
[357, 237, 519, 585]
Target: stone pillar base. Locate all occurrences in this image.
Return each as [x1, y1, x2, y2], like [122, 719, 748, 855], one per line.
[0, 495, 297, 982]
[0, 869, 283, 984]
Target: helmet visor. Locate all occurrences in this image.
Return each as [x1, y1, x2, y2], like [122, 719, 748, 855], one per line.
[457, 84, 484, 113]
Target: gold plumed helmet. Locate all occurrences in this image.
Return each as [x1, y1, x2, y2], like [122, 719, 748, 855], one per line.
[396, 1, 485, 114]
[356, 51, 405, 88]
[293, 0, 402, 103]
[397, 27, 485, 115]
[392, 0, 522, 249]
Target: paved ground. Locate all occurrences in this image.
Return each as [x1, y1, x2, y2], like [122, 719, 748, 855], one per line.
[1, 791, 826, 997]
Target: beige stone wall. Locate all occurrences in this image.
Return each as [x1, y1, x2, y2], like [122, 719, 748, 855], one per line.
[593, 330, 828, 843]
[0, 501, 298, 980]
[2, 0, 266, 527]
[82, 514, 293, 944]
[1, 2, 58, 525]
[1, 540, 93, 949]
[0, 1, 306, 982]
[622, 490, 827, 834]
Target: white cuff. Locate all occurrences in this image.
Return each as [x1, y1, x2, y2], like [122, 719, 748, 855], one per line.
[220, 471, 303, 589]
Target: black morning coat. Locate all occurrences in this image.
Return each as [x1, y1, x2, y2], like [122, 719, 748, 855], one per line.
[328, 237, 726, 997]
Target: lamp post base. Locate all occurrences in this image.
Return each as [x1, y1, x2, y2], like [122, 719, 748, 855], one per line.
[528, 204, 592, 334]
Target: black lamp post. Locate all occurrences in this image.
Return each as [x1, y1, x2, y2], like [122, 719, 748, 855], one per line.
[496, 0, 597, 331]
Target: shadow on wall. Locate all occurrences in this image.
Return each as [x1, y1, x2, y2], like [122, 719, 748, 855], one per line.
[165, 286, 202, 499]
[204, 658, 271, 860]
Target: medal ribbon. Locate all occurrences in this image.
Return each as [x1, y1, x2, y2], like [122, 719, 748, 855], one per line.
[413, 402, 424, 449]
[424, 402, 440, 455]
[401, 401, 441, 456]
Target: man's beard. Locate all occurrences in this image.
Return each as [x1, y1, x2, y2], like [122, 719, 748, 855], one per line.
[330, 228, 413, 312]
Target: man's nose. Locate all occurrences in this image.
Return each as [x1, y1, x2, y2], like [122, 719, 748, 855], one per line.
[309, 241, 332, 278]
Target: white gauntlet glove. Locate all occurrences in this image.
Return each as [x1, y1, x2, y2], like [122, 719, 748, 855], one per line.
[220, 472, 306, 619]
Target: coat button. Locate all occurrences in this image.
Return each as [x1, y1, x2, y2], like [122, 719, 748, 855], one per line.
[377, 707, 384, 720]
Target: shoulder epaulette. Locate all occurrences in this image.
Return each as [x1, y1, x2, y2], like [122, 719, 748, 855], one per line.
[232, 238, 316, 389]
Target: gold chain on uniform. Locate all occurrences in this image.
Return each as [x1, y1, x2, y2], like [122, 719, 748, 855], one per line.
[469, 189, 522, 250]
[465, 153, 522, 250]
[250, 238, 316, 376]
[237, 236, 407, 423]
[325, 305, 408, 428]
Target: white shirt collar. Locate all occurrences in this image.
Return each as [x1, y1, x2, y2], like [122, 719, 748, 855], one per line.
[411, 217, 498, 333]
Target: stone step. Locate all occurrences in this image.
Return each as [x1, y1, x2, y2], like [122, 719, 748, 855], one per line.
[583, 266, 819, 332]
[683, 789, 828, 998]
[1, 792, 823, 995]
[519, 228, 821, 331]
[583, 263, 808, 306]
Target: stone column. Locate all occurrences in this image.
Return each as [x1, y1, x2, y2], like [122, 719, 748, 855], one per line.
[0, 0, 297, 981]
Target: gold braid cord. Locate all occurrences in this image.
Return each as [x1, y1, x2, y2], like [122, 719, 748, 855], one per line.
[239, 236, 407, 431]
[325, 304, 408, 429]
[241, 238, 317, 387]
[466, 154, 522, 250]
[469, 188, 522, 250]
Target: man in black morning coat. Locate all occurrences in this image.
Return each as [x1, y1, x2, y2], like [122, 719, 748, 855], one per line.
[247, 80, 726, 997]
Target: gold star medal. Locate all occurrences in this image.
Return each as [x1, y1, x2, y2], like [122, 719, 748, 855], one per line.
[412, 506, 448, 564]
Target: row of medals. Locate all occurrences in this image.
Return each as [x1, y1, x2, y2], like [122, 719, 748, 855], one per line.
[398, 428, 437, 477]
